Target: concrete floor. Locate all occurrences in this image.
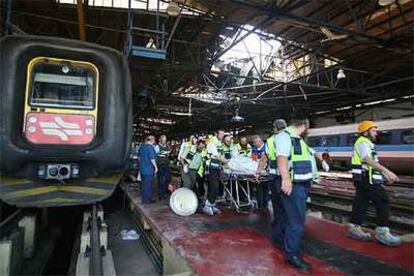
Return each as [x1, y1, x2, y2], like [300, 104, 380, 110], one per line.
[123, 182, 414, 276]
[106, 210, 158, 276]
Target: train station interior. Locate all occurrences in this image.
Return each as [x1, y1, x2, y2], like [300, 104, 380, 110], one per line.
[0, 0, 413, 275]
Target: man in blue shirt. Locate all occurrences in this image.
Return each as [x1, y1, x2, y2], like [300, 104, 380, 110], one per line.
[138, 135, 158, 204]
[155, 135, 172, 201]
[276, 118, 312, 272]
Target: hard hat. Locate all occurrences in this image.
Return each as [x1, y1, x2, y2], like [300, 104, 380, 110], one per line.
[169, 187, 198, 216]
[358, 120, 377, 133]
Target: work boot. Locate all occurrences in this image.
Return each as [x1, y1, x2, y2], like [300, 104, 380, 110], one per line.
[347, 224, 372, 241]
[202, 200, 214, 216]
[285, 255, 311, 272]
[212, 204, 222, 215]
[375, 226, 402, 247]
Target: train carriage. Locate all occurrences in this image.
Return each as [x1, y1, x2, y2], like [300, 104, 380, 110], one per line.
[0, 35, 132, 207]
[308, 117, 414, 174]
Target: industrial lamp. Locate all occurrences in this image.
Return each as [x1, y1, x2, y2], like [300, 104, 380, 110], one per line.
[378, 0, 395, 6]
[167, 1, 180, 16]
[337, 69, 346, 80]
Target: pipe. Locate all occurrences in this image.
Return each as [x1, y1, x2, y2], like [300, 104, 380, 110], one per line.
[89, 205, 103, 275]
[165, 12, 182, 51]
[2, 0, 12, 36]
[76, 0, 86, 41]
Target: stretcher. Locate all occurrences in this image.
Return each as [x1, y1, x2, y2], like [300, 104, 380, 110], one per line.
[221, 170, 272, 212]
[220, 156, 271, 212]
[222, 172, 255, 212]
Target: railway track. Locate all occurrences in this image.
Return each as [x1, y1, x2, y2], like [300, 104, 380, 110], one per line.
[89, 205, 103, 275]
[319, 171, 414, 188]
[0, 208, 24, 236]
[309, 172, 414, 233]
[73, 205, 116, 276]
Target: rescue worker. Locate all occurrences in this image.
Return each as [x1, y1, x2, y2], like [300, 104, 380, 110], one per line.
[221, 133, 238, 160]
[178, 135, 195, 160]
[236, 135, 252, 157]
[179, 135, 198, 188]
[180, 139, 207, 193]
[196, 138, 209, 201]
[256, 119, 287, 240]
[348, 120, 402, 246]
[251, 135, 269, 210]
[257, 120, 287, 177]
[155, 135, 171, 200]
[251, 135, 266, 161]
[179, 135, 197, 187]
[275, 118, 313, 272]
[203, 129, 228, 216]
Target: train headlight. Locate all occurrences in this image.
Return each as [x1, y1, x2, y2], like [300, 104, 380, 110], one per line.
[28, 116, 37, 123]
[37, 165, 46, 179]
[45, 164, 79, 179]
[27, 126, 37, 133]
[48, 166, 59, 177]
[59, 166, 69, 177]
[62, 66, 70, 74]
[85, 128, 93, 135]
[86, 119, 93, 126]
[71, 164, 80, 178]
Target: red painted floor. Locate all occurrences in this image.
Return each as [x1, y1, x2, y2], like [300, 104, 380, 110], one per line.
[124, 184, 413, 275]
[305, 216, 414, 271]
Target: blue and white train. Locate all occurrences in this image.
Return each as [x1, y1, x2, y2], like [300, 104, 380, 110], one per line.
[308, 117, 414, 175]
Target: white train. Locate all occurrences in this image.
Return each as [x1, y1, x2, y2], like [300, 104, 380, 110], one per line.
[307, 117, 414, 175]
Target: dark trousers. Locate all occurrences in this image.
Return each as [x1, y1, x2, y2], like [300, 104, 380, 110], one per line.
[196, 174, 206, 199]
[272, 179, 311, 258]
[182, 169, 198, 190]
[157, 164, 171, 199]
[207, 169, 221, 204]
[350, 181, 390, 227]
[257, 180, 270, 210]
[281, 182, 310, 257]
[141, 175, 154, 204]
[269, 176, 285, 242]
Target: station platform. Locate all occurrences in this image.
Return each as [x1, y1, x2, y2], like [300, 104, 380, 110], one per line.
[122, 183, 414, 275]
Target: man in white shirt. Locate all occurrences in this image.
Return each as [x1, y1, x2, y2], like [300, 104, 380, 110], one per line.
[203, 129, 228, 216]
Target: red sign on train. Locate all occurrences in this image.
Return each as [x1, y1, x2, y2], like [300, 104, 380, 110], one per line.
[24, 112, 95, 145]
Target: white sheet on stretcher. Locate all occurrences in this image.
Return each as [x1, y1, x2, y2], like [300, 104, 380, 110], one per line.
[226, 156, 259, 176]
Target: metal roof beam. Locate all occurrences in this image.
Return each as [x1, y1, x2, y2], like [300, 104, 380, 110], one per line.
[232, 1, 409, 50]
[210, 16, 273, 64]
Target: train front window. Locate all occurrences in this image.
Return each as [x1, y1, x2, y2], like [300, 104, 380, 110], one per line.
[401, 129, 414, 144]
[377, 130, 392, 145]
[307, 137, 321, 147]
[320, 135, 340, 147]
[346, 133, 358, 146]
[29, 60, 96, 110]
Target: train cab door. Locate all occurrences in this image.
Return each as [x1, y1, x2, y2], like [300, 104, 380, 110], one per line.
[23, 57, 99, 146]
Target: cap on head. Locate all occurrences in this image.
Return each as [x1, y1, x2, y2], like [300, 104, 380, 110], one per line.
[223, 132, 232, 139]
[196, 138, 206, 145]
[358, 120, 377, 133]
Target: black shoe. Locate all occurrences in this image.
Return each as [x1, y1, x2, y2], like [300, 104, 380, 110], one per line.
[285, 255, 311, 272]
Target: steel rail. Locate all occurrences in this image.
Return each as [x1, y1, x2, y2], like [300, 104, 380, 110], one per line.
[89, 205, 103, 276]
